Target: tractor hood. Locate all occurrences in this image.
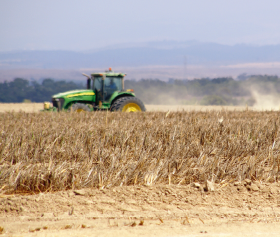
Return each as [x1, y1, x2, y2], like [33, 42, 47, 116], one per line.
[52, 89, 95, 99]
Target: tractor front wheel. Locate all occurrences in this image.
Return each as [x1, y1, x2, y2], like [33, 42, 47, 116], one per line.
[111, 97, 146, 112]
[69, 103, 91, 112]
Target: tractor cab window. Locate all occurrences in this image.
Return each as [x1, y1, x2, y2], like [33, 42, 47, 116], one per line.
[104, 77, 122, 91]
[104, 77, 122, 101]
[93, 77, 102, 91]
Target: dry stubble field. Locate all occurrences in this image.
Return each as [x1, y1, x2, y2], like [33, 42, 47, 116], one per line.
[0, 104, 280, 236]
[0, 103, 250, 113]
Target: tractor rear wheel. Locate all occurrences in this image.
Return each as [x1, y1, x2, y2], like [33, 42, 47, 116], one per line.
[69, 103, 91, 112]
[111, 97, 146, 112]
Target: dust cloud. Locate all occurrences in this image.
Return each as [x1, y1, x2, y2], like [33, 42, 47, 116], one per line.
[251, 90, 280, 111]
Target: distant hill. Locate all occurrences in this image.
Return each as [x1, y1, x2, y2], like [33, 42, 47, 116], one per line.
[1, 41, 280, 69]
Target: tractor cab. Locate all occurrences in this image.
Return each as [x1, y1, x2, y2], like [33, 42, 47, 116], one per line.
[84, 68, 126, 106]
[92, 69, 124, 102]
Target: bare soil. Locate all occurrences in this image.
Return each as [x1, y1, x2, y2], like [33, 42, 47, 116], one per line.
[0, 103, 42, 113]
[1, 182, 280, 236]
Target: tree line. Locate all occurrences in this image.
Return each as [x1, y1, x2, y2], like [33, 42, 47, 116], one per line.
[1, 75, 280, 105]
[0, 78, 83, 103]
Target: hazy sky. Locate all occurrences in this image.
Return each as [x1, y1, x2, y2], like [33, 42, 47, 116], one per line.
[1, 0, 280, 51]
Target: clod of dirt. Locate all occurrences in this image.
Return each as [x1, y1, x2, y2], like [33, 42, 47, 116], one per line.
[43, 226, 48, 230]
[73, 190, 87, 196]
[244, 179, 252, 186]
[131, 222, 137, 227]
[139, 220, 144, 226]
[255, 182, 264, 190]
[192, 183, 204, 191]
[192, 183, 201, 188]
[19, 206, 26, 212]
[248, 183, 259, 192]
[81, 224, 86, 228]
[0, 226, 4, 234]
[237, 186, 247, 192]
[64, 225, 72, 229]
[204, 180, 215, 192]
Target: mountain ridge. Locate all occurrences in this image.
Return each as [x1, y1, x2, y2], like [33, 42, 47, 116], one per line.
[1, 41, 280, 70]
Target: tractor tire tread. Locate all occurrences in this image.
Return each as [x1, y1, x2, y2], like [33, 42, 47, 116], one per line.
[110, 97, 129, 111]
[111, 97, 146, 112]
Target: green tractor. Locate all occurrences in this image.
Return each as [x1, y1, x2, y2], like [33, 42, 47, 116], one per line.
[43, 68, 146, 112]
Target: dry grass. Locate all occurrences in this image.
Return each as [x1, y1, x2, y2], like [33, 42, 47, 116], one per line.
[0, 103, 42, 113]
[0, 110, 280, 194]
[0, 103, 276, 113]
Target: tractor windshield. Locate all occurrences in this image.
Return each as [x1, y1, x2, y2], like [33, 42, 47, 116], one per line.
[104, 77, 122, 91]
[93, 76, 123, 101]
[104, 77, 122, 101]
[93, 76, 122, 91]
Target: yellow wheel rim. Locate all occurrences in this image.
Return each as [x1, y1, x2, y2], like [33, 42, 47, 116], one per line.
[122, 103, 141, 112]
[76, 108, 86, 112]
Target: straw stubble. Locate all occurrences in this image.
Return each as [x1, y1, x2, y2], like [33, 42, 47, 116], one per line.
[0, 110, 279, 193]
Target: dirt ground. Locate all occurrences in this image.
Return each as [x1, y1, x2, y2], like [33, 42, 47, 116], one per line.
[0, 103, 43, 113]
[1, 182, 280, 237]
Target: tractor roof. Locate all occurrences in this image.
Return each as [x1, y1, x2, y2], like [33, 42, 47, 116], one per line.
[91, 68, 126, 77]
